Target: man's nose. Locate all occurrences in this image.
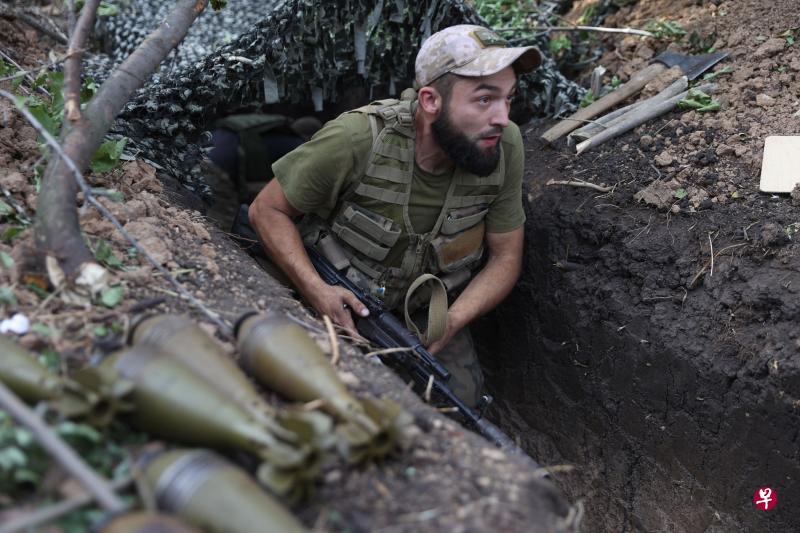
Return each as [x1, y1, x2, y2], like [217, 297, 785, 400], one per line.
[490, 101, 510, 128]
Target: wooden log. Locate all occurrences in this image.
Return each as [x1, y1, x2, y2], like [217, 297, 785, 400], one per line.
[575, 83, 717, 155]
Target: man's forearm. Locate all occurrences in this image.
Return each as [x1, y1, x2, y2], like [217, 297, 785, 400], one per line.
[446, 249, 521, 332]
[248, 204, 324, 297]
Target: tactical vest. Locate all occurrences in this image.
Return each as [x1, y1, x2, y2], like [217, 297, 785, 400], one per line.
[300, 96, 505, 314]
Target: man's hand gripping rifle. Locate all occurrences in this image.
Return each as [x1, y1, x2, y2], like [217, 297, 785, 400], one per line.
[306, 244, 536, 462]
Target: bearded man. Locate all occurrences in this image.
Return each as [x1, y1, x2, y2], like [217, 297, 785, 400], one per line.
[248, 24, 541, 407]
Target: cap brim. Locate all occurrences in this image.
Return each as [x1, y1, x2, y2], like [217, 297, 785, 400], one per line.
[451, 46, 542, 79]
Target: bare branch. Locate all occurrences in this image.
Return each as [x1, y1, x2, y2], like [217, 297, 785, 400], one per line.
[0, 50, 79, 86]
[546, 179, 612, 193]
[0, 49, 51, 98]
[0, 476, 133, 533]
[64, 0, 100, 122]
[0, 381, 126, 512]
[496, 25, 655, 38]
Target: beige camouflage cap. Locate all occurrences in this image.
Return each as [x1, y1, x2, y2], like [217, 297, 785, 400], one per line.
[415, 25, 541, 87]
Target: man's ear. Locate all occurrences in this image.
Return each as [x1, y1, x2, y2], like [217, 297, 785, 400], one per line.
[417, 86, 442, 116]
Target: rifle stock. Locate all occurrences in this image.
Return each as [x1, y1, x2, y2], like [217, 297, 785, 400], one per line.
[305, 244, 538, 465]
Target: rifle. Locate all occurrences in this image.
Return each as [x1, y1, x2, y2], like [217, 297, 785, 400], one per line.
[305, 244, 537, 464]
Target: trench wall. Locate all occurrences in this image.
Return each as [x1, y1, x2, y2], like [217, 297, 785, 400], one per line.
[474, 184, 800, 532]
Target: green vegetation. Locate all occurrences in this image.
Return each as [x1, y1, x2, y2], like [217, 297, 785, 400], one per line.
[688, 30, 717, 53]
[579, 89, 597, 108]
[472, 0, 538, 28]
[549, 34, 572, 58]
[644, 19, 686, 40]
[1, 60, 128, 175]
[0, 413, 144, 495]
[678, 88, 720, 113]
[702, 65, 734, 81]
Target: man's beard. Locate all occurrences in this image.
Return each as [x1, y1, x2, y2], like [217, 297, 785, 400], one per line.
[431, 105, 502, 177]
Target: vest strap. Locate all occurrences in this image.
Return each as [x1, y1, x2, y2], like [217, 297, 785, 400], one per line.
[365, 162, 412, 183]
[404, 273, 448, 346]
[354, 183, 409, 204]
[373, 142, 412, 161]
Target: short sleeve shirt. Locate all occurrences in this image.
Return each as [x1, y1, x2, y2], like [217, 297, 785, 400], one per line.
[272, 111, 526, 233]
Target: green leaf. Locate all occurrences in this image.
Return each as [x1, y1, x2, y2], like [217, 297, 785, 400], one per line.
[0, 446, 27, 469]
[549, 35, 572, 57]
[22, 98, 58, 137]
[210, 0, 228, 9]
[100, 286, 124, 308]
[2, 227, 25, 243]
[673, 188, 688, 199]
[94, 239, 122, 269]
[644, 19, 686, 40]
[26, 283, 49, 299]
[702, 66, 734, 81]
[97, 1, 118, 16]
[38, 349, 60, 372]
[57, 421, 101, 443]
[31, 323, 52, 337]
[92, 325, 109, 337]
[678, 88, 721, 113]
[13, 428, 33, 447]
[13, 468, 40, 484]
[90, 138, 128, 173]
[0, 251, 14, 269]
[0, 287, 18, 306]
[0, 200, 13, 217]
[579, 89, 596, 108]
[80, 77, 98, 103]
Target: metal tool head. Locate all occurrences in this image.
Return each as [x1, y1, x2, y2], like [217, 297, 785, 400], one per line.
[653, 50, 729, 80]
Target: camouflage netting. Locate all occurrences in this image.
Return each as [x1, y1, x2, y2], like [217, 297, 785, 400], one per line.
[96, 0, 585, 196]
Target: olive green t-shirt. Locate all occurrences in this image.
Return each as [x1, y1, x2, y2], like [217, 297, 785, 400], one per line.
[272, 111, 526, 234]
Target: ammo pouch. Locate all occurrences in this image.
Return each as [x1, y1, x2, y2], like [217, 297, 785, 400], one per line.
[331, 203, 402, 262]
[429, 204, 488, 273]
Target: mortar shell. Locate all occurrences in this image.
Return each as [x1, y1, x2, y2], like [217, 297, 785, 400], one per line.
[0, 335, 93, 418]
[129, 314, 296, 442]
[236, 313, 374, 428]
[100, 345, 306, 469]
[97, 511, 198, 533]
[142, 449, 307, 533]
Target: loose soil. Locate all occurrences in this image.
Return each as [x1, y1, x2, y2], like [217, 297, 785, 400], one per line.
[2, 0, 799, 531]
[475, 0, 800, 531]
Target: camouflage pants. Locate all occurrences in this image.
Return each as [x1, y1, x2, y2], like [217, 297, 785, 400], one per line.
[411, 309, 483, 408]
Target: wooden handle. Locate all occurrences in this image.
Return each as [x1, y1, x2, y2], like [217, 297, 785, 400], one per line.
[540, 62, 667, 144]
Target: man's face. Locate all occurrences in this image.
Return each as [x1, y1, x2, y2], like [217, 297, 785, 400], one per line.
[431, 67, 516, 177]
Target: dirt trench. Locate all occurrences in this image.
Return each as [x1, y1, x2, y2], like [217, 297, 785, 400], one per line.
[473, 127, 800, 532]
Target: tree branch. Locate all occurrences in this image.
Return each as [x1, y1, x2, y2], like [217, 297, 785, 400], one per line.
[0, 477, 133, 533]
[496, 25, 655, 38]
[64, 0, 99, 122]
[0, 381, 126, 512]
[1, 89, 232, 337]
[34, 0, 209, 280]
[0, 4, 69, 44]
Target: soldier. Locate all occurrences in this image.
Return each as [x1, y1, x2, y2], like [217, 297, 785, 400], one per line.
[248, 24, 541, 407]
[208, 114, 322, 204]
